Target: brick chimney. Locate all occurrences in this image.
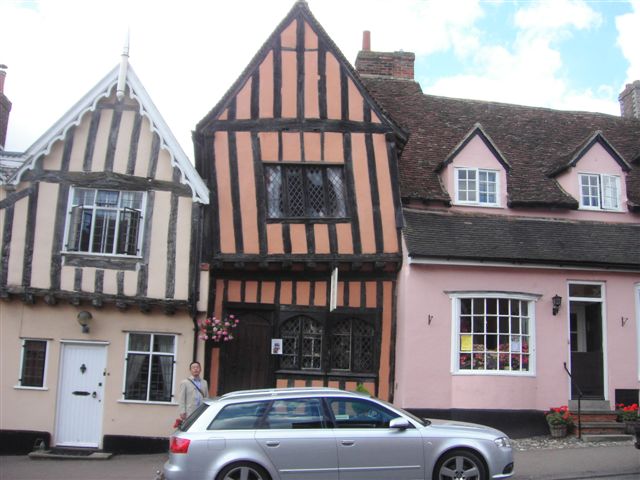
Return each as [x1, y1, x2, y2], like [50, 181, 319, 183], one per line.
[619, 80, 640, 119]
[355, 31, 415, 80]
[0, 65, 12, 149]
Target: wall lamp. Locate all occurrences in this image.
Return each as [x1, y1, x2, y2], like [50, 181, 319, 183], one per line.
[77, 311, 93, 333]
[552, 295, 562, 316]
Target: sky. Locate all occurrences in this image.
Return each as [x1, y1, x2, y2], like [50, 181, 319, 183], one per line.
[1, 0, 639, 158]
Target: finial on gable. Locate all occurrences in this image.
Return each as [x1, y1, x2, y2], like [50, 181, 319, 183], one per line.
[116, 30, 130, 102]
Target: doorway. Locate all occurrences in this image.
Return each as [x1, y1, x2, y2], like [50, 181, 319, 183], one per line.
[218, 310, 274, 394]
[569, 283, 605, 399]
[55, 342, 107, 447]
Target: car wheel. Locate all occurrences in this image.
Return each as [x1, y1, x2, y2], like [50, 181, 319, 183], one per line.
[434, 449, 487, 480]
[216, 462, 271, 480]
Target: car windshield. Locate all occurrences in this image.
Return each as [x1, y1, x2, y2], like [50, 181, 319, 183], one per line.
[179, 403, 209, 431]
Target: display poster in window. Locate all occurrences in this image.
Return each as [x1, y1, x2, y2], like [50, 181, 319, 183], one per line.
[460, 335, 472, 352]
[510, 336, 521, 353]
[271, 339, 283, 355]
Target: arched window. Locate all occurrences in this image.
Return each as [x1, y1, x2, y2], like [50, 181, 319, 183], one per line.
[331, 318, 375, 372]
[280, 315, 323, 370]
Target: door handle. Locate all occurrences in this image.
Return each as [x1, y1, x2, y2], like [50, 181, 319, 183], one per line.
[92, 392, 97, 398]
[265, 441, 280, 447]
[341, 440, 355, 446]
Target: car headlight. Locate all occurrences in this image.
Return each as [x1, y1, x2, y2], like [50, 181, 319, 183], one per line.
[494, 437, 511, 448]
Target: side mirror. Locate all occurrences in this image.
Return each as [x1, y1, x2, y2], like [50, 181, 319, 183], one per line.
[390, 417, 410, 430]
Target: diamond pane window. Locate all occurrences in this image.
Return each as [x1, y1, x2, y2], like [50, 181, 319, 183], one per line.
[19, 340, 47, 387]
[264, 164, 347, 219]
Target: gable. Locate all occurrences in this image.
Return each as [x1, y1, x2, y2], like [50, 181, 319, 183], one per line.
[196, 1, 404, 140]
[6, 65, 208, 204]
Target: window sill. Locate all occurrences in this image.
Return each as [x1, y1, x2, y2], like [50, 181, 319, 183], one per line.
[63, 253, 142, 271]
[118, 399, 178, 406]
[578, 207, 624, 213]
[14, 385, 48, 391]
[452, 370, 535, 377]
[452, 202, 502, 209]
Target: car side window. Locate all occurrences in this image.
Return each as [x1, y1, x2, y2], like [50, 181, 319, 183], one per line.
[263, 398, 327, 429]
[208, 401, 267, 430]
[328, 398, 399, 428]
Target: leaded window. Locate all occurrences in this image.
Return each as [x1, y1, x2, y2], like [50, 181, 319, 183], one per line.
[280, 315, 323, 370]
[331, 318, 375, 372]
[66, 188, 145, 256]
[265, 164, 347, 219]
[124, 333, 175, 402]
[19, 339, 47, 388]
[279, 314, 377, 374]
[455, 297, 533, 374]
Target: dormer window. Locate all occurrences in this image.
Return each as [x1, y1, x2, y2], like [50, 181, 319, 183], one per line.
[579, 173, 621, 211]
[455, 168, 499, 206]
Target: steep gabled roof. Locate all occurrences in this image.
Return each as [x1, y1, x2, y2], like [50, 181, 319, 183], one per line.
[437, 123, 511, 173]
[5, 64, 209, 204]
[195, 0, 406, 143]
[362, 76, 640, 209]
[548, 130, 631, 177]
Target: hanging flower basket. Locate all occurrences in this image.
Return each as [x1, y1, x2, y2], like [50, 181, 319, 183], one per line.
[197, 314, 239, 342]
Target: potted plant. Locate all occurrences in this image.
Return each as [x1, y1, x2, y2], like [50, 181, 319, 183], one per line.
[545, 406, 574, 438]
[616, 403, 639, 434]
[197, 314, 239, 342]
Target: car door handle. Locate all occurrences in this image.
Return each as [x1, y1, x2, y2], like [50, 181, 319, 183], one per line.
[265, 441, 280, 447]
[341, 440, 355, 446]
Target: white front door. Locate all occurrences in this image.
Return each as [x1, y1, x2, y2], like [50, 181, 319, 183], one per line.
[55, 343, 107, 447]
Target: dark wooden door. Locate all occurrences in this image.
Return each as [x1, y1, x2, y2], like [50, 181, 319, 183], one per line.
[219, 311, 274, 394]
[570, 303, 604, 399]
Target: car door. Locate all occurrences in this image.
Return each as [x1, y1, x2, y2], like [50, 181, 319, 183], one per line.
[327, 397, 425, 480]
[255, 398, 339, 480]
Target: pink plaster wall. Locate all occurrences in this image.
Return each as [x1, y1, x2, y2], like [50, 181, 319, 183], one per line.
[395, 260, 640, 411]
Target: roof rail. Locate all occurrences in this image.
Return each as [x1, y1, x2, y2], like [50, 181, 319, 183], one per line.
[219, 387, 352, 399]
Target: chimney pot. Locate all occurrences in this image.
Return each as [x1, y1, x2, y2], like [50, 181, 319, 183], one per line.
[362, 31, 371, 52]
[0, 65, 7, 95]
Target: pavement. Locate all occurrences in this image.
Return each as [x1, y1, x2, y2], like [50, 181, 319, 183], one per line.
[0, 437, 638, 480]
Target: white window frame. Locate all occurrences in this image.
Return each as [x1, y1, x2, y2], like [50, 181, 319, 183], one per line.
[121, 332, 177, 404]
[578, 173, 621, 211]
[450, 292, 537, 376]
[454, 167, 500, 207]
[16, 339, 49, 390]
[63, 187, 146, 257]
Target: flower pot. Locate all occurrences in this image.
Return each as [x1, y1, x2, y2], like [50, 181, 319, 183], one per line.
[549, 424, 567, 438]
[624, 421, 640, 435]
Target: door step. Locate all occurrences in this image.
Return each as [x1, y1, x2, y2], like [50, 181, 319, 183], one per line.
[569, 399, 610, 411]
[29, 447, 112, 460]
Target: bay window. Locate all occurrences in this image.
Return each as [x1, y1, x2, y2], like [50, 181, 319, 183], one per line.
[453, 295, 534, 374]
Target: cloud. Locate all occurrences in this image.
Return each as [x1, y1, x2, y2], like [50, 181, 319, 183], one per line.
[616, 0, 640, 83]
[421, 0, 619, 115]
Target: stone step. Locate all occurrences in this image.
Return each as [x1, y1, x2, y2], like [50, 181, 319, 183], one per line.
[581, 434, 635, 443]
[576, 422, 627, 435]
[569, 399, 611, 411]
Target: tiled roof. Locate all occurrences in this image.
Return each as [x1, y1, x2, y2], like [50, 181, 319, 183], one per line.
[361, 77, 640, 209]
[403, 208, 640, 269]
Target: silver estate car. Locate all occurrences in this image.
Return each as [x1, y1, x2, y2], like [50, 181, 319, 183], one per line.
[161, 387, 514, 480]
